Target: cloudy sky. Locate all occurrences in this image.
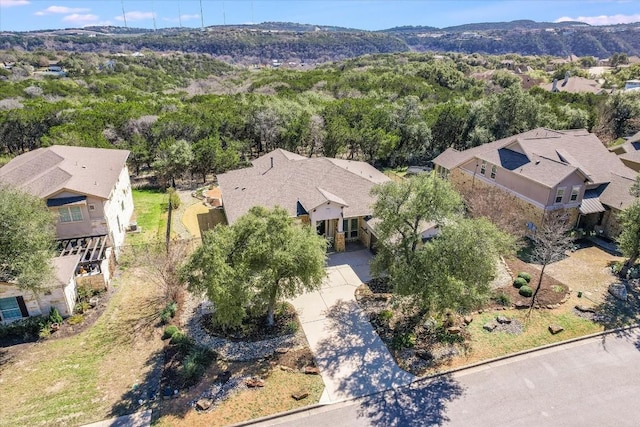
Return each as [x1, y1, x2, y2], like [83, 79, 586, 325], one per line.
[0, 0, 638, 31]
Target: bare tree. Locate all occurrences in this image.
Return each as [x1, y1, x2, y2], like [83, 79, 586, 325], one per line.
[528, 210, 575, 315]
[135, 239, 194, 306]
[460, 183, 528, 239]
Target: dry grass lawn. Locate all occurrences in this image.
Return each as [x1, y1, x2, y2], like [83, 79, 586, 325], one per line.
[0, 268, 165, 426]
[156, 368, 324, 426]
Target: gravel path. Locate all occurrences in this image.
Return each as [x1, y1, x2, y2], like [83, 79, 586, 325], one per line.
[179, 292, 306, 362]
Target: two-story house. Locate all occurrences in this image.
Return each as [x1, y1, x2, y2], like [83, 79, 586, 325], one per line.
[0, 146, 133, 322]
[434, 128, 637, 238]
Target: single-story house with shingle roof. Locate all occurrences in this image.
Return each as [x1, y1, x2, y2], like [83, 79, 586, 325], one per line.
[433, 128, 638, 238]
[0, 146, 133, 322]
[217, 149, 391, 252]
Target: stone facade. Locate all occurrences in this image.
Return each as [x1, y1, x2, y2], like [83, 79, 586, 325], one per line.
[335, 232, 346, 252]
[0, 280, 76, 322]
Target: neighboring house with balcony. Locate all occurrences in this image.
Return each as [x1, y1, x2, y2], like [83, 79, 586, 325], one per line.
[0, 146, 133, 323]
[217, 148, 391, 252]
[433, 128, 637, 238]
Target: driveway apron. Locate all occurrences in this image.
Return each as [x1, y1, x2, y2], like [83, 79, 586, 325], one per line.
[291, 250, 415, 404]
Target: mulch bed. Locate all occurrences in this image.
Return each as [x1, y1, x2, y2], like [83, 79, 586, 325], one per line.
[200, 302, 300, 342]
[496, 257, 569, 307]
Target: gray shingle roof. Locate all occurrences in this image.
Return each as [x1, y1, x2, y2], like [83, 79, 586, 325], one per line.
[0, 145, 130, 199]
[600, 173, 637, 211]
[434, 128, 636, 188]
[217, 149, 390, 224]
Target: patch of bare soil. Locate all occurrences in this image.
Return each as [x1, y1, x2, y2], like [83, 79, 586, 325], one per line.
[495, 257, 570, 308]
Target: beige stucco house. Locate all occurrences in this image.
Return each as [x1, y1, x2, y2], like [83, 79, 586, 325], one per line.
[433, 128, 638, 238]
[217, 149, 391, 252]
[0, 146, 133, 323]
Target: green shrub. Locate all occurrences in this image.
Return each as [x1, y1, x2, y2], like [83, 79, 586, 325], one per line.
[495, 292, 511, 306]
[67, 314, 84, 325]
[49, 307, 63, 324]
[167, 188, 181, 209]
[286, 321, 298, 334]
[0, 316, 47, 340]
[519, 285, 533, 297]
[163, 325, 180, 340]
[392, 332, 416, 350]
[170, 332, 195, 354]
[181, 347, 214, 385]
[160, 301, 178, 324]
[513, 277, 527, 288]
[378, 309, 393, 323]
[74, 301, 91, 314]
[611, 261, 624, 275]
[38, 325, 51, 339]
[517, 272, 532, 283]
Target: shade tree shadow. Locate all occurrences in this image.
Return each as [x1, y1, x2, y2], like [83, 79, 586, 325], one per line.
[108, 348, 165, 420]
[356, 374, 464, 427]
[593, 279, 640, 352]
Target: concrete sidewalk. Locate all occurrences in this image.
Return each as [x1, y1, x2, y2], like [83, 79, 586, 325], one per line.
[291, 255, 415, 404]
[81, 410, 151, 427]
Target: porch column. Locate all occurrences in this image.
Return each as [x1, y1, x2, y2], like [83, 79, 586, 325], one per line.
[335, 231, 345, 252]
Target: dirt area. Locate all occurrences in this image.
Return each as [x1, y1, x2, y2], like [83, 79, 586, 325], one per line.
[495, 257, 569, 307]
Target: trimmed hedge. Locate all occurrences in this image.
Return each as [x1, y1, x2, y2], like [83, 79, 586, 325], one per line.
[163, 325, 180, 340]
[513, 277, 528, 288]
[519, 285, 533, 297]
[517, 272, 532, 283]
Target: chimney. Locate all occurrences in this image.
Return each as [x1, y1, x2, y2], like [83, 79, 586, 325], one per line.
[270, 157, 274, 168]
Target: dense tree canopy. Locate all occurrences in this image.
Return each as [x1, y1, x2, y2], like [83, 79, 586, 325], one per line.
[181, 206, 327, 328]
[0, 186, 56, 291]
[370, 174, 514, 315]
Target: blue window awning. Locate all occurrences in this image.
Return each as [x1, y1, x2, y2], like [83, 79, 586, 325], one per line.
[47, 196, 86, 207]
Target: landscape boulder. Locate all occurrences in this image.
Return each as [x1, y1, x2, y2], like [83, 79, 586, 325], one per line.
[515, 301, 528, 309]
[292, 390, 309, 401]
[496, 316, 511, 324]
[446, 326, 462, 335]
[483, 322, 498, 332]
[463, 316, 473, 325]
[548, 324, 564, 335]
[575, 305, 596, 313]
[246, 377, 265, 388]
[196, 398, 213, 411]
[608, 283, 628, 301]
[304, 366, 320, 375]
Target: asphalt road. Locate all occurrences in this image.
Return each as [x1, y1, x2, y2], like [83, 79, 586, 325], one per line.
[248, 328, 640, 427]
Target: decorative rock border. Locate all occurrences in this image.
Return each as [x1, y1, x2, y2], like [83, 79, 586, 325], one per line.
[180, 293, 306, 361]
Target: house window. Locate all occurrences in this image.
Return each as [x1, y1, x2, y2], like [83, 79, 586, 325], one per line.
[0, 296, 27, 321]
[58, 206, 83, 223]
[490, 165, 497, 179]
[480, 160, 486, 175]
[555, 188, 565, 204]
[570, 185, 580, 202]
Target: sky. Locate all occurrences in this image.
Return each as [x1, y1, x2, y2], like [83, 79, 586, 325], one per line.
[0, 0, 639, 32]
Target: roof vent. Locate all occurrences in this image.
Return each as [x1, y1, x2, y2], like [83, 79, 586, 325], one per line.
[82, 165, 87, 168]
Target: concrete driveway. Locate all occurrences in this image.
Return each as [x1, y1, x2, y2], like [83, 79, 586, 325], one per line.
[291, 249, 415, 404]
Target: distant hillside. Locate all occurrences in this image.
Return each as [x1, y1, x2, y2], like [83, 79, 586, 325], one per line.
[1, 20, 640, 61]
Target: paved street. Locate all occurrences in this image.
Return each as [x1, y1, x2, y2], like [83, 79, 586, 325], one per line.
[249, 328, 640, 426]
[290, 250, 415, 404]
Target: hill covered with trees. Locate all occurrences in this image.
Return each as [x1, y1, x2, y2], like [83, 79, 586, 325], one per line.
[1, 20, 640, 63]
